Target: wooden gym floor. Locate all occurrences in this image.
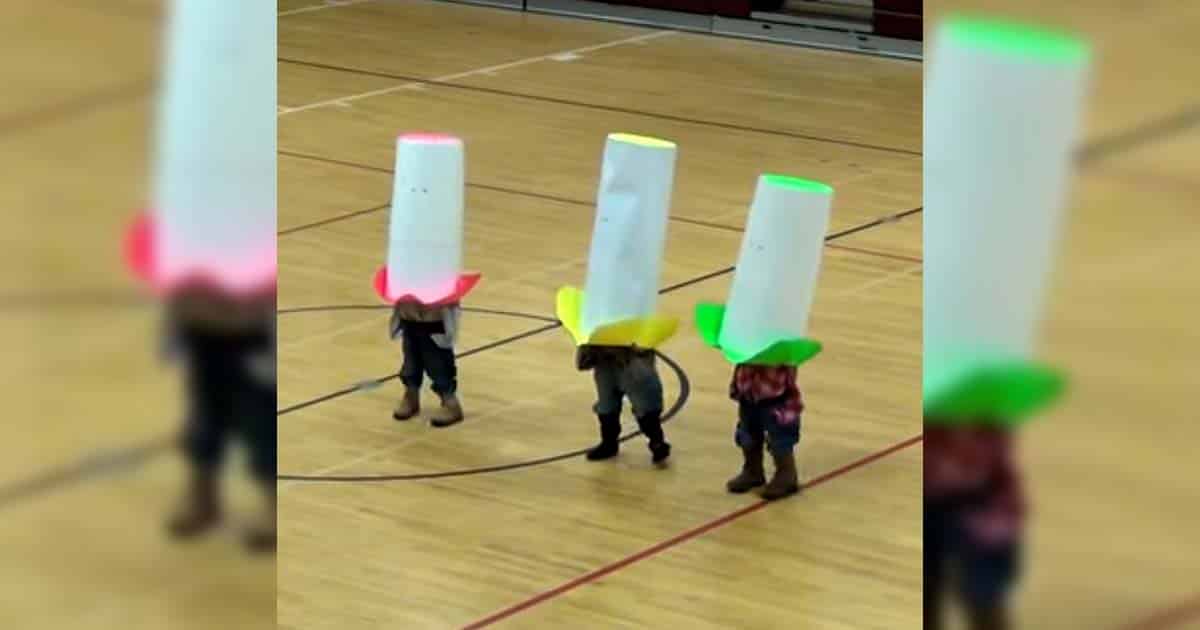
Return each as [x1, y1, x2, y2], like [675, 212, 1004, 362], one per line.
[277, 1, 921, 628]
[2, 1, 1195, 629]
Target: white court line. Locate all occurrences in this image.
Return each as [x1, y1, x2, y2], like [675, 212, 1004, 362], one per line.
[831, 262, 922, 299]
[279, 29, 677, 116]
[278, 0, 377, 17]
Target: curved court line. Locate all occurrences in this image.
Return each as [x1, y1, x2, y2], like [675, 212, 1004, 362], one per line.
[278, 337, 690, 482]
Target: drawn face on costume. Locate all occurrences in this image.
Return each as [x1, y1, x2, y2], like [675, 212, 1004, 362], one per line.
[719, 175, 832, 354]
[580, 134, 676, 333]
[387, 135, 466, 296]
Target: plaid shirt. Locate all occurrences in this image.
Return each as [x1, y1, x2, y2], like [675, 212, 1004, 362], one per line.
[729, 365, 804, 425]
[925, 425, 1025, 545]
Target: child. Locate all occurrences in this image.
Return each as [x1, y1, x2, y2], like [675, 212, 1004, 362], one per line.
[725, 363, 802, 500]
[390, 300, 464, 427]
[576, 344, 670, 463]
[924, 418, 1023, 630]
[164, 288, 276, 552]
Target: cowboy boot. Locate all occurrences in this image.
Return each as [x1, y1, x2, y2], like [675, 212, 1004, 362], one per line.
[762, 449, 801, 501]
[167, 468, 221, 539]
[392, 387, 420, 421]
[430, 393, 465, 428]
[243, 481, 276, 553]
[726, 440, 766, 493]
[586, 413, 621, 460]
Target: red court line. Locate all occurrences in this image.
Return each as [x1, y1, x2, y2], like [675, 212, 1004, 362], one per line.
[462, 433, 924, 629]
[1117, 593, 1200, 630]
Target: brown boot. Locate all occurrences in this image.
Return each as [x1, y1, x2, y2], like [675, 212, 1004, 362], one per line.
[167, 469, 221, 539]
[430, 393, 464, 428]
[392, 387, 420, 421]
[726, 441, 766, 493]
[243, 482, 276, 553]
[762, 450, 800, 501]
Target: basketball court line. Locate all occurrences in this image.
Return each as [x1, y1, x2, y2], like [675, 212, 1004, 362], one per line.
[279, 256, 920, 484]
[461, 433, 925, 629]
[0, 77, 153, 137]
[278, 349, 688, 484]
[278, 29, 678, 114]
[273, 205, 922, 417]
[276, 148, 922, 264]
[278, 57, 922, 156]
[278, 0, 379, 17]
[1077, 103, 1200, 165]
[9, 100, 1182, 509]
[0, 436, 172, 511]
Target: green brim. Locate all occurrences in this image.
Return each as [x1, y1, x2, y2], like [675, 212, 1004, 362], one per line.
[694, 302, 726, 348]
[694, 302, 822, 366]
[733, 338, 823, 366]
[924, 361, 1066, 427]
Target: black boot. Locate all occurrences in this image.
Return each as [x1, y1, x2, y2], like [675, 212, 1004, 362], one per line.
[966, 605, 1009, 630]
[586, 413, 621, 461]
[636, 411, 671, 463]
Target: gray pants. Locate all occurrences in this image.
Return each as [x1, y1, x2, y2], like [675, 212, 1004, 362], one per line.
[590, 353, 664, 418]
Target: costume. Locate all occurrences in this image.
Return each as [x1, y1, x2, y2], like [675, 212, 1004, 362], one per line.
[695, 174, 833, 500]
[122, 0, 276, 550]
[923, 16, 1089, 629]
[557, 133, 680, 462]
[376, 133, 480, 427]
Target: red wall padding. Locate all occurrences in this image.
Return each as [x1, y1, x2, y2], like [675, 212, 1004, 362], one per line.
[591, 0, 921, 40]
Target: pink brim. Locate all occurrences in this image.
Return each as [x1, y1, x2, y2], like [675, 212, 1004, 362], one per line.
[373, 266, 481, 306]
[124, 212, 277, 299]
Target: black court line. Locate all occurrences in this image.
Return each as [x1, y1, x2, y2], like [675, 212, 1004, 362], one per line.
[0, 436, 173, 511]
[278, 148, 924, 265]
[64, 0, 162, 21]
[279, 349, 688, 482]
[277, 205, 922, 417]
[3, 105, 1186, 506]
[280, 148, 601, 212]
[0, 290, 149, 311]
[275, 205, 921, 481]
[276, 305, 558, 415]
[277, 58, 923, 158]
[0, 77, 154, 137]
[278, 317, 563, 415]
[278, 202, 390, 236]
[1077, 104, 1200, 166]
